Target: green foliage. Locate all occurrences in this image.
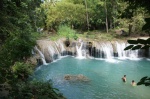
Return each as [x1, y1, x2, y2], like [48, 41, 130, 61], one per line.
[117, 8, 146, 35]
[38, 0, 149, 32]
[124, 0, 150, 12]
[58, 25, 78, 40]
[41, 0, 86, 29]
[127, 40, 138, 44]
[12, 62, 33, 80]
[142, 18, 150, 35]
[131, 8, 146, 33]
[8, 80, 66, 99]
[124, 38, 150, 50]
[35, 7, 46, 28]
[0, 0, 39, 84]
[116, 18, 130, 29]
[124, 45, 134, 50]
[40, 0, 125, 30]
[137, 76, 150, 86]
[0, 0, 66, 98]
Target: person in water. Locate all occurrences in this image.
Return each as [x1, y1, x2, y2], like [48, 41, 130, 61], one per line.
[131, 80, 136, 86]
[122, 75, 126, 82]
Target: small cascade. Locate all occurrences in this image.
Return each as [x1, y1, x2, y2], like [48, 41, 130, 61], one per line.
[58, 40, 67, 56]
[116, 41, 127, 59]
[54, 44, 61, 58]
[47, 42, 62, 61]
[90, 42, 114, 59]
[95, 42, 114, 59]
[126, 50, 139, 59]
[54, 41, 61, 58]
[34, 46, 47, 65]
[76, 42, 86, 59]
[101, 42, 114, 59]
[124, 43, 141, 59]
[48, 45, 55, 61]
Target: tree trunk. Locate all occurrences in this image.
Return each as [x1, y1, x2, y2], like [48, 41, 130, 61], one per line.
[110, 19, 113, 29]
[112, 0, 116, 29]
[128, 24, 132, 36]
[84, 0, 89, 31]
[105, 0, 108, 33]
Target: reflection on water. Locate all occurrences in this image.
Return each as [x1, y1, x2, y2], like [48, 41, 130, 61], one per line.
[32, 56, 150, 99]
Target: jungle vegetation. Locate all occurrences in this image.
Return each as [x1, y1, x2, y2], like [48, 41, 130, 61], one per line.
[0, 0, 150, 98]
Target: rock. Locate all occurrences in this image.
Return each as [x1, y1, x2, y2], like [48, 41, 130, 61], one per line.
[64, 74, 90, 82]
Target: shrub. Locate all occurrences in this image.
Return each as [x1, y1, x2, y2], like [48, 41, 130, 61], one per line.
[57, 25, 78, 40]
[8, 80, 66, 99]
[12, 62, 33, 81]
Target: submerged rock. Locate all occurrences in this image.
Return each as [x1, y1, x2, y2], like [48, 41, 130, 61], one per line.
[64, 74, 90, 82]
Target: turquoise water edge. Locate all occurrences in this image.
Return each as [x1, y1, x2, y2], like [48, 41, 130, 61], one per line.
[32, 56, 150, 99]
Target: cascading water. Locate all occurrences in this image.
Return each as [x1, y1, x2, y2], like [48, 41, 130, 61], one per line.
[115, 42, 143, 60]
[116, 41, 127, 59]
[101, 42, 114, 59]
[34, 46, 47, 65]
[54, 42, 61, 58]
[35, 39, 149, 65]
[90, 42, 114, 59]
[48, 45, 56, 61]
[127, 50, 139, 59]
[58, 40, 67, 56]
[76, 42, 86, 59]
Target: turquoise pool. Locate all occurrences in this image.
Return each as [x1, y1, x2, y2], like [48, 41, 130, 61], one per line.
[32, 57, 150, 99]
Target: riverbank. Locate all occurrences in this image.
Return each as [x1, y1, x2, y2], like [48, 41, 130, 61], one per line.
[36, 30, 149, 41]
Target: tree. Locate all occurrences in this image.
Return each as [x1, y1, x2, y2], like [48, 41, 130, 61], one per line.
[0, 0, 38, 84]
[123, 0, 150, 35]
[41, 0, 86, 30]
[124, 0, 150, 12]
[104, 0, 108, 33]
[84, 0, 89, 31]
[0, 0, 66, 98]
[142, 18, 150, 36]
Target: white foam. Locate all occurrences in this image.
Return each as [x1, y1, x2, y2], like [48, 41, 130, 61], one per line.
[146, 59, 150, 61]
[105, 59, 121, 63]
[127, 57, 142, 61]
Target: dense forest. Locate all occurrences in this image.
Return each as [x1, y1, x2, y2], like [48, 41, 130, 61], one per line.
[0, 0, 150, 98]
[35, 0, 149, 35]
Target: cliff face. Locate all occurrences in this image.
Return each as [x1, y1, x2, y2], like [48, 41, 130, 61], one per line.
[33, 39, 149, 65]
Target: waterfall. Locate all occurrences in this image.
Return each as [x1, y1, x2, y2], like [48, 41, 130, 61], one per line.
[55, 45, 61, 58]
[116, 41, 127, 59]
[54, 42, 61, 58]
[48, 45, 55, 61]
[101, 42, 114, 59]
[35, 39, 149, 64]
[48, 43, 61, 61]
[127, 50, 139, 59]
[34, 46, 47, 65]
[76, 42, 86, 59]
[58, 40, 66, 55]
[92, 42, 113, 59]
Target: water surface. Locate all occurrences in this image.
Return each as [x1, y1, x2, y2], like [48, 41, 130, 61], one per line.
[32, 57, 150, 99]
